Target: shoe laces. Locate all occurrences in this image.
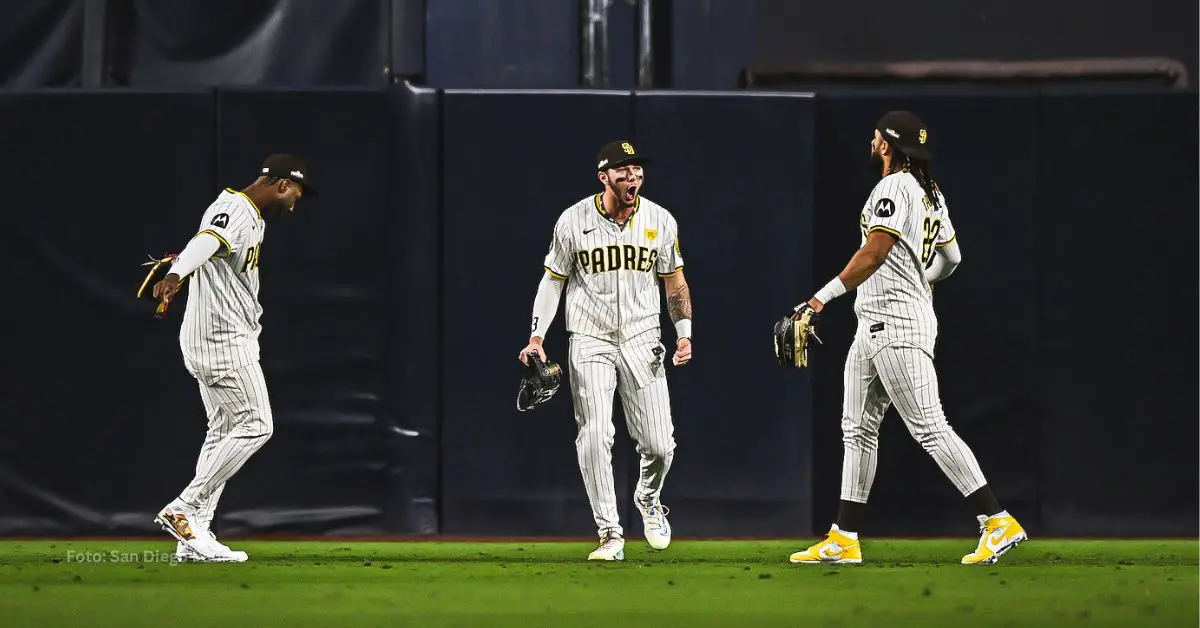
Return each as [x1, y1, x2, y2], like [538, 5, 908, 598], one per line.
[642, 503, 670, 532]
[597, 534, 623, 551]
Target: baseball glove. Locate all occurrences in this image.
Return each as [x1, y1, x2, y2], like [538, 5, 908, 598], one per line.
[137, 253, 185, 318]
[517, 351, 563, 411]
[774, 303, 822, 368]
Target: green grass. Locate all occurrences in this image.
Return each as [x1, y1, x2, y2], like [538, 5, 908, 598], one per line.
[0, 539, 1195, 627]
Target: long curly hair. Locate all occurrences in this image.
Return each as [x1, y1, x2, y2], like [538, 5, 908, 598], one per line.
[890, 154, 942, 211]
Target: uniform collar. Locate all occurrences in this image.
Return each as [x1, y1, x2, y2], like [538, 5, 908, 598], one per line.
[227, 188, 263, 220]
[593, 193, 639, 229]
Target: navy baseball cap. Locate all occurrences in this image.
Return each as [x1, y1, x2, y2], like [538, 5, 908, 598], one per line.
[596, 141, 649, 171]
[260, 154, 318, 196]
[876, 111, 933, 162]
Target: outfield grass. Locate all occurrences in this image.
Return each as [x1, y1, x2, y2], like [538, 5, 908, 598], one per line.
[0, 539, 1195, 627]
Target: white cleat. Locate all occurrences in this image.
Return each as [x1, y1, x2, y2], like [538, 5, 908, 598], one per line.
[156, 506, 248, 564]
[638, 502, 672, 550]
[175, 541, 202, 563]
[201, 529, 249, 562]
[174, 536, 248, 563]
[587, 533, 625, 561]
[155, 504, 214, 559]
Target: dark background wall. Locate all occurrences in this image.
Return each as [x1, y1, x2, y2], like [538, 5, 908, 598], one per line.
[753, 0, 1199, 87]
[0, 0, 1196, 540]
[2, 0, 1194, 90]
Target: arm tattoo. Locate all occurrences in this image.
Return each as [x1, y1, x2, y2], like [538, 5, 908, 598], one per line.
[667, 283, 692, 323]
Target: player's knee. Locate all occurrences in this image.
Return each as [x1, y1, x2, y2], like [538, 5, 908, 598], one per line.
[576, 444, 609, 468]
[576, 425, 613, 446]
[903, 405, 948, 436]
[841, 422, 878, 448]
[640, 436, 676, 460]
[911, 421, 953, 451]
[243, 413, 273, 441]
[576, 432, 614, 463]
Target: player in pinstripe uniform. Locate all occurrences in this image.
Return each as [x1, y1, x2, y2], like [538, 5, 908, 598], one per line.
[151, 154, 316, 562]
[788, 112, 1027, 566]
[519, 141, 692, 561]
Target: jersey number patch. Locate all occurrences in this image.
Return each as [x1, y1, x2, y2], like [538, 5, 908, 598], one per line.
[920, 217, 942, 267]
[242, 244, 261, 272]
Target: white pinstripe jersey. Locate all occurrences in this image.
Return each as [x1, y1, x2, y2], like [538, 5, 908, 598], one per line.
[855, 172, 956, 352]
[543, 194, 683, 343]
[179, 189, 266, 378]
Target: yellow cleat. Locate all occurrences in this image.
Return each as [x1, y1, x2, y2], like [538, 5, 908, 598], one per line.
[962, 512, 1028, 565]
[789, 525, 862, 564]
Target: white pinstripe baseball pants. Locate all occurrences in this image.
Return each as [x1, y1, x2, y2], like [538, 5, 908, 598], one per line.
[177, 362, 274, 525]
[840, 332, 987, 503]
[569, 331, 676, 538]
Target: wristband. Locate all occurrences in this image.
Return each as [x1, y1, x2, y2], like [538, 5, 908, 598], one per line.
[674, 319, 692, 339]
[813, 277, 847, 305]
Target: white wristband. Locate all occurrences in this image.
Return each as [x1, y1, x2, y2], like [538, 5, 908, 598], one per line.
[813, 277, 847, 305]
[674, 319, 692, 339]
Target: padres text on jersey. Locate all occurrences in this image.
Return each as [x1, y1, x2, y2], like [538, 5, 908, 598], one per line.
[544, 194, 683, 343]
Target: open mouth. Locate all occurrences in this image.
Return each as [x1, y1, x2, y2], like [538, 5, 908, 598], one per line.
[624, 186, 638, 202]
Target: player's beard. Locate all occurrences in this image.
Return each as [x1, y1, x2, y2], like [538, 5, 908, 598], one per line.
[263, 198, 292, 218]
[869, 149, 885, 176]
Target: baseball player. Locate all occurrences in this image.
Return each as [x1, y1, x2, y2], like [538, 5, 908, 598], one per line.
[786, 112, 1026, 566]
[518, 141, 692, 561]
[151, 154, 316, 562]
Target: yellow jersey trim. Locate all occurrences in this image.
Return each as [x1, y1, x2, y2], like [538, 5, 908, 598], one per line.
[935, 234, 957, 248]
[196, 229, 232, 258]
[657, 264, 684, 278]
[544, 266, 568, 280]
[867, 225, 902, 239]
[593, 193, 640, 228]
[227, 187, 262, 220]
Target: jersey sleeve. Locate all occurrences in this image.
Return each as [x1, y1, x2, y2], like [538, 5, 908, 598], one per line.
[197, 201, 254, 258]
[935, 206, 957, 248]
[656, 217, 684, 277]
[542, 214, 574, 278]
[863, 176, 911, 241]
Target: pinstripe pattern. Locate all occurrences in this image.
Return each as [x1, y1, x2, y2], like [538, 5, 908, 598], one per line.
[192, 381, 233, 530]
[180, 190, 266, 385]
[172, 189, 272, 521]
[569, 331, 675, 537]
[542, 194, 682, 538]
[179, 362, 274, 508]
[855, 173, 956, 355]
[839, 336, 987, 501]
[839, 172, 986, 504]
[544, 195, 683, 343]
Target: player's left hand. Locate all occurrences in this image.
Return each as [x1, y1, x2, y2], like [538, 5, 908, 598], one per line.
[138, 253, 184, 318]
[797, 298, 823, 315]
[672, 338, 692, 366]
[154, 273, 182, 310]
